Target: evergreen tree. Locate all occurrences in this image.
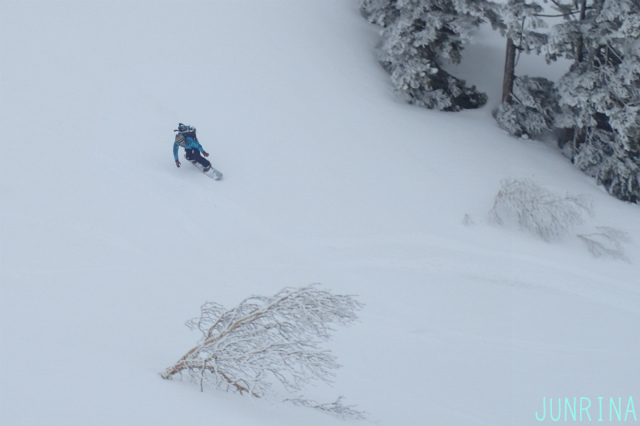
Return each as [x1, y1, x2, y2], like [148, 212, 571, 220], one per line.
[494, 0, 558, 139]
[550, 0, 640, 202]
[496, 0, 548, 104]
[360, 0, 490, 111]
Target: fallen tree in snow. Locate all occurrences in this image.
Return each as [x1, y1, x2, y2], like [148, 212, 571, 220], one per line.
[161, 284, 365, 419]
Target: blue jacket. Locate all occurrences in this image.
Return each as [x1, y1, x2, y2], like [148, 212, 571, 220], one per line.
[174, 135, 204, 160]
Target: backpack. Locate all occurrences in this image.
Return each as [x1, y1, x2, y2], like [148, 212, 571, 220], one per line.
[175, 123, 197, 140]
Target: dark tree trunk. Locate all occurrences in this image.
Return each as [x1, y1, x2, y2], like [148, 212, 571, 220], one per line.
[575, 0, 588, 64]
[502, 37, 517, 104]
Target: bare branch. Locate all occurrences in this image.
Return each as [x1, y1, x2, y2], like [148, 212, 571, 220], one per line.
[285, 396, 368, 421]
[577, 227, 632, 262]
[534, 11, 582, 18]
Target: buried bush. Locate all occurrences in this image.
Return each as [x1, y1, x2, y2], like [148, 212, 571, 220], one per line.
[489, 177, 593, 242]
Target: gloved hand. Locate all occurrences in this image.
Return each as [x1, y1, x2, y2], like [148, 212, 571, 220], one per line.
[203, 152, 209, 157]
[175, 159, 181, 167]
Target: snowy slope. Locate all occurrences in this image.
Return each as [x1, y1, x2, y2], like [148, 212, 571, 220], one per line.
[1, 1, 639, 425]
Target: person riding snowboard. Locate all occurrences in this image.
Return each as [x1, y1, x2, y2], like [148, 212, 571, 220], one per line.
[173, 123, 212, 172]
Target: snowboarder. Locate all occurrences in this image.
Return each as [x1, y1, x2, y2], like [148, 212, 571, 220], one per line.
[173, 123, 211, 172]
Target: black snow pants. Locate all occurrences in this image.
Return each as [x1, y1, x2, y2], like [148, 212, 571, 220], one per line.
[185, 148, 211, 168]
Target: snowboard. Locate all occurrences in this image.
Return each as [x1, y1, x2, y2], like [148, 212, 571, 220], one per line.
[184, 155, 223, 180]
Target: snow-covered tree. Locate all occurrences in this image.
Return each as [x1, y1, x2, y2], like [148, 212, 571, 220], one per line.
[360, 0, 490, 111]
[161, 284, 363, 400]
[493, 0, 559, 139]
[550, 0, 640, 202]
[496, 0, 548, 104]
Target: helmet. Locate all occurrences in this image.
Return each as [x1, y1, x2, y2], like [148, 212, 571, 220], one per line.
[178, 123, 195, 133]
[175, 134, 185, 145]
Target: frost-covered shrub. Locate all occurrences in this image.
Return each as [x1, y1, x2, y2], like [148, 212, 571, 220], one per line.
[162, 284, 363, 401]
[489, 178, 593, 241]
[496, 76, 560, 138]
[487, 178, 632, 260]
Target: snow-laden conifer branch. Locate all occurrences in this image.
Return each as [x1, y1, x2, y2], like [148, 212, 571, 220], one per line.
[359, 0, 488, 111]
[162, 284, 363, 400]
